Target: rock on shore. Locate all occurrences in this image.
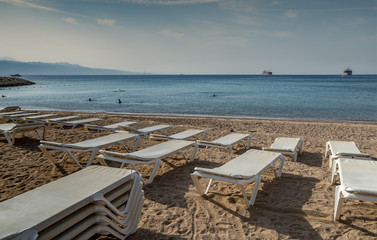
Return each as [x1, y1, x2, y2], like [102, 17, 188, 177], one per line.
[0, 77, 35, 87]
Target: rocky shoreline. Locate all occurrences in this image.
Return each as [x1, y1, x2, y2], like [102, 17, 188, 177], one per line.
[0, 77, 35, 87]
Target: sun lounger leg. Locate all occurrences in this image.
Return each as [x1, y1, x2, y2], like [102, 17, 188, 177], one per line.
[277, 156, 285, 177]
[3, 132, 13, 146]
[293, 152, 298, 162]
[143, 159, 161, 185]
[243, 176, 261, 207]
[39, 146, 61, 166]
[189, 143, 199, 162]
[228, 146, 232, 154]
[86, 149, 99, 167]
[330, 160, 339, 185]
[246, 136, 252, 149]
[204, 179, 213, 194]
[132, 136, 141, 152]
[334, 185, 344, 220]
[299, 139, 303, 154]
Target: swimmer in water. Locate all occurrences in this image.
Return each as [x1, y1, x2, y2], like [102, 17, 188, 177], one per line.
[118, 99, 122, 104]
[89, 98, 92, 101]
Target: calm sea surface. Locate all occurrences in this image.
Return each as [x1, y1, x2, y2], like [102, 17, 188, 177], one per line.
[1, 75, 376, 122]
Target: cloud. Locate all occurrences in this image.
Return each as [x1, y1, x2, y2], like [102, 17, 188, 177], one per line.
[96, 18, 116, 26]
[0, 0, 61, 12]
[160, 29, 185, 38]
[63, 18, 78, 24]
[284, 9, 298, 18]
[269, 1, 280, 6]
[120, 0, 218, 5]
[233, 15, 263, 27]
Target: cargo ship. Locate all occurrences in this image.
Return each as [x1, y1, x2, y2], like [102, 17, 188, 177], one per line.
[262, 70, 272, 75]
[342, 68, 352, 76]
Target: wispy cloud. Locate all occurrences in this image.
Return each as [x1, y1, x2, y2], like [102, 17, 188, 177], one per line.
[249, 29, 295, 38]
[96, 18, 116, 26]
[63, 17, 78, 24]
[121, 0, 218, 5]
[284, 9, 298, 18]
[232, 15, 264, 27]
[269, 1, 280, 6]
[0, 0, 61, 12]
[160, 29, 185, 38]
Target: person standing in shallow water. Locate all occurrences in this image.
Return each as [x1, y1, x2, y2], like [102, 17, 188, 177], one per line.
[118, 99, 122, 104]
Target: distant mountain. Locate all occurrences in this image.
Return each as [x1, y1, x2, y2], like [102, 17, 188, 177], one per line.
[0, 60, 133, 75]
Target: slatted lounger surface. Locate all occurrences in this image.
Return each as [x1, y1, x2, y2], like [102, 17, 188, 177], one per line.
[23, 113, 58, 122]
[0, 165, 144, 240]
[118, 124, 173, 139]
[39, 132, 141, 169]
[325, 141, 371, 168]
[150, 129, 207, 141]
[0, 111, 26, 116]
[191, 149, 285, 207]
[2, 112, 40, 122]
[85, 121, 140, 133]
[0, 122, 47, 146]
[98, 140, 199, 185]
[51, 117, 104, 129]
[197, 133, 252, 154]
[263, 137, 303, 162]
[333, 158, 377, 220]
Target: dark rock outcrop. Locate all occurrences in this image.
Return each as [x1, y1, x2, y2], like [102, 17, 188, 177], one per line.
[0, 77, 35, 87]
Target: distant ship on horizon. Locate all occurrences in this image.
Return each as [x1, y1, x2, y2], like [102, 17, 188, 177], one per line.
[342, 67, 352, 76]
[262, 70, 272, 75]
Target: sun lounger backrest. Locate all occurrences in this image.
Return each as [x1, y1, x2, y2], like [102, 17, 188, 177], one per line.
[330, 141, 361, 154]
[270, 137, 301, 152]
[339, 158, 377, 195]
[212, 133, 249, 145]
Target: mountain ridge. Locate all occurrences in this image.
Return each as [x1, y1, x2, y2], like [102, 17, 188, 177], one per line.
[0, 60, 133, 75]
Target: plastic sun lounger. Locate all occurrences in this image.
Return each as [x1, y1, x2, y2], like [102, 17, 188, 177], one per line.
[85, 121, 140, 133]
[51, 117, 104, 129]
[0, 111, 26, 116]
[333, 158, 377, 220]
[149, 129, 207, 141]
[262, 137, 303, 162]
[2, 112, 41, 122]
[39, 132, 141, 169]
[23, 113, 58, 122]
[197, 132, 252, 154]
[0, 166, 144, 240]
[118, 124, 174, 139]
[0, 122, 47, 146]
[325, 141, 371, 168]
[98, 139, 199, 185]
[0, 106, 21, 113]
[191, 149, 285, 207]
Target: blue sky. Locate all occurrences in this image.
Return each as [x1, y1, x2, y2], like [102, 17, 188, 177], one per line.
[0, 0, 376, 74]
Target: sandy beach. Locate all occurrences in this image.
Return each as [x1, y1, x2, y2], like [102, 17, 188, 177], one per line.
[1, 111, 376, 239]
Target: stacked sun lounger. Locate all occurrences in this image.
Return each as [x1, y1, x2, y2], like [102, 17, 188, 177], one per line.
[0, 165, 144, 240]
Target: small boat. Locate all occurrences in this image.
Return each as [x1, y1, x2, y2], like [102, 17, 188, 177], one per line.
[262, 70, 272, 75]
[10, 74, 22, 77]
[342, 68, 352, 76]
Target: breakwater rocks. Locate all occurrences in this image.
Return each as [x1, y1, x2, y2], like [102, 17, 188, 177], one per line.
[0, 77, 35, 87]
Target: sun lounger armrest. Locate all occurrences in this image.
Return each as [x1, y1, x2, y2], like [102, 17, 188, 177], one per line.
[197, 140, 224, 147]
[39, 141, 88, 150]
[335, 152, 371, 158]
[99, 150, 129, 157]
[263, 147, 293, 153]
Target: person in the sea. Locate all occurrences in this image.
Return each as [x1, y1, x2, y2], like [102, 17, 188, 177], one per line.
[118, 99, 122, 104]
[89, 98, 92, 101]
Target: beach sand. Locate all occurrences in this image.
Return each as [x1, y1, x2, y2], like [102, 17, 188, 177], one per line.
[1, 112, 376, 239]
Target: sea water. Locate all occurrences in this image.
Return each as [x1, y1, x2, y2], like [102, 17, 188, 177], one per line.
[0, 75, 376, 122]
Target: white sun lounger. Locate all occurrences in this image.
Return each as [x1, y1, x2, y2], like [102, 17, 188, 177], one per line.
[0, 106, 21, 113]
[85, 121, 140, 133]
[197, 133, 252, 154]
[0, 165, 144, 240]
[325, 141, 371, 168]
[333, 158, 377, 220]
[262, 137, 303, 162]
[2, 112, 41, 122]
[23, 113, 58, 122]
[98, 140, 199, 185]
[119, 124, 174, 139]
[39, 132, 141, 169]
[150, 129, 207, 141]
[0, 122, 47, 146]
[0, 110, 26, 116]
[50, 117, 104, 129]
[191, 149, 285, 207]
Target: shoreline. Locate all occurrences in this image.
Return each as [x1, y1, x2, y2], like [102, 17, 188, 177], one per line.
[19, 108, 377, 124]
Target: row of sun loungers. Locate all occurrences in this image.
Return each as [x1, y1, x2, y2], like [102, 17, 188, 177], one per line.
[1, 111, 375, 239]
